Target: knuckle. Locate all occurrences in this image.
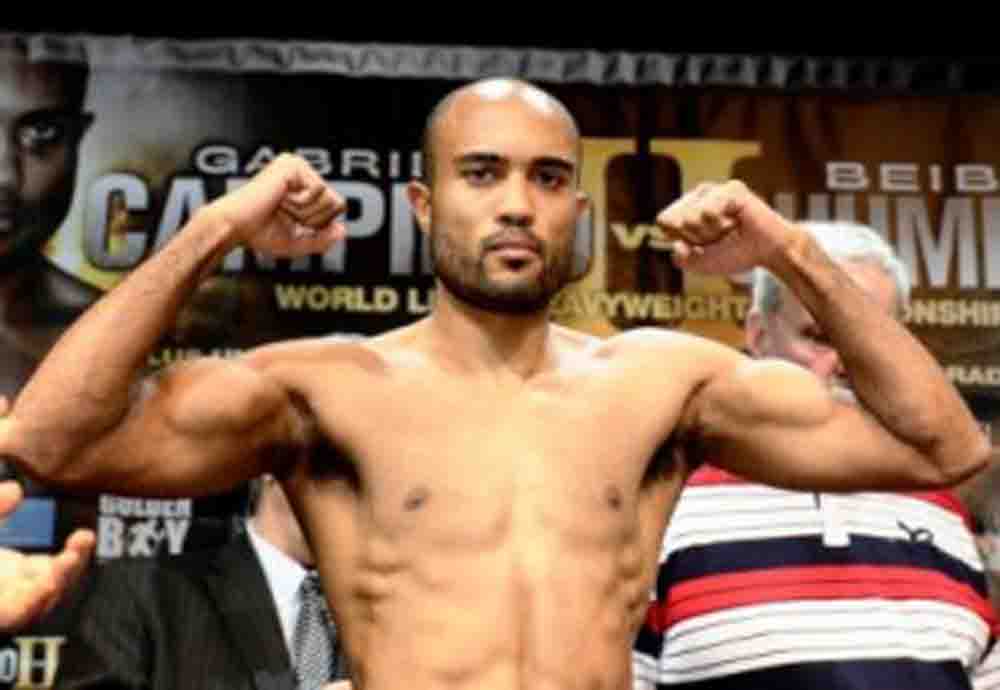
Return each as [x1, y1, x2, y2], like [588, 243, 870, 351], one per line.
[725, 179, 748, 195]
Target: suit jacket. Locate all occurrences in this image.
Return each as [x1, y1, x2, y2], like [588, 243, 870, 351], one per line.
[56, 532, 298, 690]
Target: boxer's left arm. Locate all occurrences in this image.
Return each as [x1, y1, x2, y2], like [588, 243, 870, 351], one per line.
[660, 182, 989, 490]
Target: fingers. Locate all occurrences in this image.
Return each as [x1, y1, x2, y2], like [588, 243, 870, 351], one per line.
[249, 211, 342, 261]
[0, 394, 9, 416]
[657, 181, 747, 247]
[62, 529, 96, 565]
[0, 526, 95, 632]
[287, 222, 347, 255]
[0, 480, 23, 520]
[290, 197, 347, 235]
[280, 166, 347, 241]
[669, 240, 702, 270]
[0, 583, 50, 632]
[324, 219, 348, 243]
[236, 154, 349, 258]
[38, 529, 95, 617]
[278, 155, 346, 227]
[281, 181, 343, 225]
[0, 552, 55, 632]
[275, 167, 348, 254]
[284, 175, 326, 207]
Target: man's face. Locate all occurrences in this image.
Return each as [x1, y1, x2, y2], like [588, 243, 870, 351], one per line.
[749, 261, 898, 385]
[409, 84, 587, 314]
[0, 52, 90, 267]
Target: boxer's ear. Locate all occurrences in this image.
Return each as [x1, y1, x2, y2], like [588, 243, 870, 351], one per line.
[407, 181, 432, 236]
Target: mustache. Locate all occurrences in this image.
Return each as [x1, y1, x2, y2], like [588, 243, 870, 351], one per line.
[481, 227, 543, 253]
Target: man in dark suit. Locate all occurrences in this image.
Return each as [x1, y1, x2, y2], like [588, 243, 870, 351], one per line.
[54, 476, 347, 690]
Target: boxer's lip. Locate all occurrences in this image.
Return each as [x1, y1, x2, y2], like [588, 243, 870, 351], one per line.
[486, 231, 541, 255]
[492, 240, 538, 254]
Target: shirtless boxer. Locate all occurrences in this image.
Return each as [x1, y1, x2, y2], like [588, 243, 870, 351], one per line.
[0, 79, 988, 690]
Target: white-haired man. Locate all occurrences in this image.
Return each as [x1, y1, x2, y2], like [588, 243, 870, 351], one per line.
[634, 221, 997, 690]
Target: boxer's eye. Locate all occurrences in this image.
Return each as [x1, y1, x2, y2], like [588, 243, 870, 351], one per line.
[13, 109, 92, 157]
[461, 166, 497, 186]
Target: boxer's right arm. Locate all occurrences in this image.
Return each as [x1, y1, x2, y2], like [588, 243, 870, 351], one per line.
[0, 154, 344, 496]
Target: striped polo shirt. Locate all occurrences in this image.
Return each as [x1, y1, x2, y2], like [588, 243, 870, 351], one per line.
[633, 465, 998, 690]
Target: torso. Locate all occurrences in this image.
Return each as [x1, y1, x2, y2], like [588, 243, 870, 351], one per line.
[270, 325, 717, 690]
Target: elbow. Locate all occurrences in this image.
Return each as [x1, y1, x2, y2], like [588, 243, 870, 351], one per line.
[0, 415, 38, 478]
[956, 431, 993, 483]
[929, 426, 993, 488]
[0, 414, 90, 489]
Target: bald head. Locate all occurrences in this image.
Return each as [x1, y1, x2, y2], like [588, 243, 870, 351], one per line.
[420, 79, 580, 185]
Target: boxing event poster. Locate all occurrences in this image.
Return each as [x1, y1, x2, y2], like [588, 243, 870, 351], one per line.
[2, 36, 1000, 688]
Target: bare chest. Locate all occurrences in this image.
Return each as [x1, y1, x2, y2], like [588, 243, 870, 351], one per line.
[308, 371, 677, 547]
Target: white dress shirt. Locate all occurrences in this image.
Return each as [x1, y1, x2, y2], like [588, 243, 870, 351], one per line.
[246, 521, 310, 654]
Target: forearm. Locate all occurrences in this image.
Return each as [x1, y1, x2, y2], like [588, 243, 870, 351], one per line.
[6, 206, 238, 479]
[770, 230, 989, 480]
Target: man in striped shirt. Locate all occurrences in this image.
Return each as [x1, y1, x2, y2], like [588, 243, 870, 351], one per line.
[634, 221, 998, 690]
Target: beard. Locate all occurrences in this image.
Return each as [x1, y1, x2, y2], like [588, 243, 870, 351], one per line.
[430, 225, 575, 315]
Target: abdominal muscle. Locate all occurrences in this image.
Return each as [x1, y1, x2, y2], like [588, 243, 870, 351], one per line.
[298, 477, 666, 690]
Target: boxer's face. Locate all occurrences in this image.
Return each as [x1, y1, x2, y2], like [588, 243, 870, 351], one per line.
[0, 51, 91, 268]
[410, 83, 587, 314]
[750, 261, 898, 385]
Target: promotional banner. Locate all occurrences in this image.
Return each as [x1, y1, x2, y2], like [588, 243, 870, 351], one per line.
[2, 35, 1000, 688]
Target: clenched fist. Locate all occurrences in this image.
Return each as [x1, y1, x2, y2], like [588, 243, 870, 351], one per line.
[209, 153, 347, 258]
[656, 180, 801, 275]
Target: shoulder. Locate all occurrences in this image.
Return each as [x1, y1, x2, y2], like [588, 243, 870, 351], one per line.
[604, 326, 727, 354]
[547, 325, 752, 395]
[241, 333, 375, 368]
[238, 328, 417, 387]
[550, 326, 755, 423]
[588, 326, 745, 376]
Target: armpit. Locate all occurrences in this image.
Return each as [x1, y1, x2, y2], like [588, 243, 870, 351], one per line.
[642, 436, 695, 487]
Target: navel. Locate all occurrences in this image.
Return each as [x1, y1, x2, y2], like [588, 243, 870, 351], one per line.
[403, 486, 430, 511]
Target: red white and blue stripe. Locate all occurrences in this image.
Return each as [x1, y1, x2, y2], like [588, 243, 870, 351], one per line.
[633, 466, 998, 690]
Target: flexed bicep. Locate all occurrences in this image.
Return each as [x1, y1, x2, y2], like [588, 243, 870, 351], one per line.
[0, 154, 345, 500]
[688, 357, 952, 492]
[9, 355, 308, 497]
